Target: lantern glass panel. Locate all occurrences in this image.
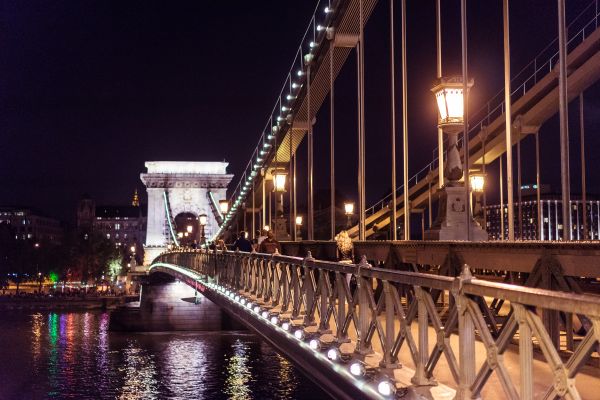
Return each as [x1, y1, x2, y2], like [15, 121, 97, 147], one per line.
[445, 88, 464, 120]
[274, 173, 286, 192]
[219, 200, 229, 214]
[344, 202, 354, 215]
[470, 175, 485, 192]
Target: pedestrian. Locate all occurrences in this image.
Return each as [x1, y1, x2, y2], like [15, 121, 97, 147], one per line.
[258, 231, 281, 254]
[257, 229, 267, 245]
[233, 231, 253, 252]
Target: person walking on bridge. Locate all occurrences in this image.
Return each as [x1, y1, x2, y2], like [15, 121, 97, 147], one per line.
[233, 231, 253, 252]
[258, 231, 281, 254]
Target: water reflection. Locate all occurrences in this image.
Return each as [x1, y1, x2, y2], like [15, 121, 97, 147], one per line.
[118, 342, 160, 400]
[0, 312, 330, 400]
[31, 312, 43, 364]
[224, 339, 252, 400]
[163, 336, 209, 398]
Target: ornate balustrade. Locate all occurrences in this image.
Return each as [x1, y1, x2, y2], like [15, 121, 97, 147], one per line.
[155, 249, 600, 398]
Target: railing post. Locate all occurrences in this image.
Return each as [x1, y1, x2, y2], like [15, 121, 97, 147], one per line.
[335, 271, 350, 343]
[412, 286, 433, 386]
[281, 263, 290, 312]
[514, 305, 533, 400]
[318, 266, 331, 333]
[355, 256, 374, 355]
[453, 264, 478, 400]
[303, 252, 317, 326]
[380, 281, 400, 368]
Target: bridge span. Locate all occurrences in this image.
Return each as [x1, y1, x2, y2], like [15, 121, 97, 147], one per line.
[149, 247, 600, 399]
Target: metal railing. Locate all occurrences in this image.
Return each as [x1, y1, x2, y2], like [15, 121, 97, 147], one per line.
[156, 249, 600, 398]
[366, 0, 600, 219]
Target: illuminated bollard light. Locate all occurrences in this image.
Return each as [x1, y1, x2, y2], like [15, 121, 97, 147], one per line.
[270, 316, 279, 325]
[261, 311, 269, 319]
[240, 298, 246, 305]
[234, 295, 240, 301]
[308, 338, 321, 351]
[253, 306, 261, 313]
[294, 329, 305, 340]
[349, 360, 366, 377]
[326, 348, 341, 362]
[376, 377, 397, 397]
[281, 322, 291, 331]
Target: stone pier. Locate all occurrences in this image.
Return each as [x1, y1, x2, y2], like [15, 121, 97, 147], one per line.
[109, 272, 242, 332]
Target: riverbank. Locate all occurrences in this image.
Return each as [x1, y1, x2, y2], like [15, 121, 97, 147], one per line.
[0, 295, 138, 311]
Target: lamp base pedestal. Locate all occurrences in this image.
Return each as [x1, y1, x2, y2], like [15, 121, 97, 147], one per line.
[424, 186, 487, 241]
[273, 217, 291, 241]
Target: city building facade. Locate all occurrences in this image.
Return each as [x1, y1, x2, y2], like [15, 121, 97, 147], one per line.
[76, 192, 147, 256]
[0, 207, 64, 244]
[484, 185, 599, 241]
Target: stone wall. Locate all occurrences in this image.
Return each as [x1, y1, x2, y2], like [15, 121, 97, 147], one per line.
[110, 279, 243, 332]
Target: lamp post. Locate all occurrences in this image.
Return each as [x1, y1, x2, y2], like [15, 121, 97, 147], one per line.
[272, 169, 291, 240]
[425, 77, 487, 241]
[219, 200, 229, 215]
[199, 213, 207, 246]
[344, 202, 355, 229]
[295, 215, 303, 241]
[470, 173, 486, 228]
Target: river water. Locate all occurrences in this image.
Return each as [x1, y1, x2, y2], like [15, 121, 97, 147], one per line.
[0, 311, 331, 400]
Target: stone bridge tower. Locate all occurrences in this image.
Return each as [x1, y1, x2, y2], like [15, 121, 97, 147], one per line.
[140, 161, 233, 265]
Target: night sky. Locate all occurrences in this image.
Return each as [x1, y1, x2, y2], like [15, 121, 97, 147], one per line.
[1, 0, 599, 224]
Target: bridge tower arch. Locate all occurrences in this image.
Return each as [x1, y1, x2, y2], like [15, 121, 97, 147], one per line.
[140, 161, 233, 265]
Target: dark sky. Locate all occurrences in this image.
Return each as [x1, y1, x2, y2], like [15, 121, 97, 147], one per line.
[1, 0, 599, 224]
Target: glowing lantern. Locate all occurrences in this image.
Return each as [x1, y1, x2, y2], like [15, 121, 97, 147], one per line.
[431, 77, 473, 134]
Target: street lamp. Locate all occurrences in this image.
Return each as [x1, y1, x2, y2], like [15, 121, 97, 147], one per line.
[219, 199, 229, 214]
[432, 77, 472, 135]
[470, 173, 485, 193]
[270, 169, 291, 240]
[425, 76, 487, 241]
[273, 170, 287, 193]
[186, 225, 193, 234]
[199, 213, 207, 245]
[199, 214, 208, 226]
[130, 245, 136, 253]
[344, 202, 354, 228]
[295, 215, 303, 241]
[470, 173, 486, 228]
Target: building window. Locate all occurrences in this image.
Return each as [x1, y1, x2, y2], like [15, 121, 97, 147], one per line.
[106, 233, 110, 239]
[115, 223, 121, 230]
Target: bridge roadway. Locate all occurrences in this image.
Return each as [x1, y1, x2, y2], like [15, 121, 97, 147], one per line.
[150, 248, 600, 400]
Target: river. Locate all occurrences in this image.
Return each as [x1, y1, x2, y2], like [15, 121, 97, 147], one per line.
[0, 311, 331, 400]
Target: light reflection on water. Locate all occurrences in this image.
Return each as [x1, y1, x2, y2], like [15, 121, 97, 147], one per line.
[0, 311, 331, 400]
[224, 340, 252, 400]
